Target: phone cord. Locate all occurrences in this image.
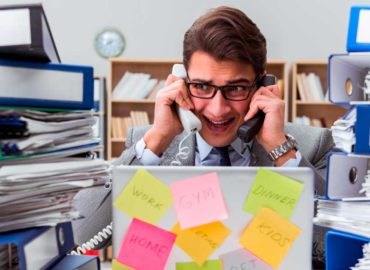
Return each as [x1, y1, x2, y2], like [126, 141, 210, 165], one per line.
[69, 222, 113, 255]
[170, 132, 193, 166]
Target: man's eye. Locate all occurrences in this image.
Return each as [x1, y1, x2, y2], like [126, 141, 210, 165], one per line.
[224, 85, 247, 92]
[194, 83, 210, 91]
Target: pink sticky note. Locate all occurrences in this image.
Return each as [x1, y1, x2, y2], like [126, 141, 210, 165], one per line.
[171, 172, 228, 229]
[117, 218, 176, 270]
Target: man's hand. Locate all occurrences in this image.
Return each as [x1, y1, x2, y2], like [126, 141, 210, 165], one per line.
[143, 74, 194, 156]
[243, 84, 287, 153]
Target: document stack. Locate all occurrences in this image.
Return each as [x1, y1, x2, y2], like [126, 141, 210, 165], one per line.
[313, 6, 370, 270]
[0, 4, 106, 269]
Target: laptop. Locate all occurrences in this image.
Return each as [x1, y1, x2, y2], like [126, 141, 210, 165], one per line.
[112, 166, 314, 270]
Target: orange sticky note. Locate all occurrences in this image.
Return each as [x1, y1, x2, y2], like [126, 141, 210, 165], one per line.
[171, 222, 231, 266]
[239, 208, 301, 269]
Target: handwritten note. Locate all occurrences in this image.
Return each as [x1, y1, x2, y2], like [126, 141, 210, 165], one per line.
[176, 260, 222, 270]
[171, 221, 231, 266]
[220, 248, 272, 270]
[239, 208, 301, 269]
[113, 169, 173, 224]
[117, 218, 176, 270]
[243, 168, 304, 218]
[170, 172, 228, 229]
[112, 259, 133, 270]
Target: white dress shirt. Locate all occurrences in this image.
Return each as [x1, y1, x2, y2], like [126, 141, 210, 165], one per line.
[135, 133, 302, 167]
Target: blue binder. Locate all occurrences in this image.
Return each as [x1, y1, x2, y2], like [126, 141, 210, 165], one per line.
[326, 230, 369, 270]
[52, 255, 100, 270]
[355, 105, 370, 154]
[0, 59, 94, 110]
[347, 6, 370, 52]
[0, 222, 74, 270]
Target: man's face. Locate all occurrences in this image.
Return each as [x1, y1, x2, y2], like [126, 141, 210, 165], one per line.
[187, 51, 257, 147]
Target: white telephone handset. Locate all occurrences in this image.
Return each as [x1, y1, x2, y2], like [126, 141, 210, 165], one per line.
[172, 64, 202, 133]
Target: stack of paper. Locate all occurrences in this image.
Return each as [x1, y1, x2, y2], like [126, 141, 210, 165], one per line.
[350, 242, 370, 270]
[331, 107, 356, 152]
[359, 170, 370, 197]
[0, 109, 101, 165]
[314, 199, 370, 238]
[0, 159, 110, 232]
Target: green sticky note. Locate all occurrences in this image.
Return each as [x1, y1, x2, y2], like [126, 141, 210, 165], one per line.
[112, 259, 133, 270]
[243, 168, 304, 218]
[113, 168, 172, 224]
[176, 260, 222, 270]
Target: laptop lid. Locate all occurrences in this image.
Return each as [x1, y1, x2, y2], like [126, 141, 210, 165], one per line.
[112, 166, 314, 270]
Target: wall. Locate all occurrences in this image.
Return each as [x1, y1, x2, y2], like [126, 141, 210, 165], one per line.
[0, 0, 369, 76]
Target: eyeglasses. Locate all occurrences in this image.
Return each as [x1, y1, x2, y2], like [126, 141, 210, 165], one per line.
[185, 76, 260, 101]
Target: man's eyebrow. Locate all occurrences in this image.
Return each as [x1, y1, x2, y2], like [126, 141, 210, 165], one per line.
[226, 78, 252, 84]
[188, 78, 212, 84]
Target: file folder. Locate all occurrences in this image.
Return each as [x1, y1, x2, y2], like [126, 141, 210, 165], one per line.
[328, 53, 370, 106]
[52, 255, 100, 270]
[0, 59, 94, 110]
[0, 222, 74, 270]
[326, 230, 369, 270]
[0, 4, 60, 63]
[347, 6, 370, 52]
[326, 152, 369, 199]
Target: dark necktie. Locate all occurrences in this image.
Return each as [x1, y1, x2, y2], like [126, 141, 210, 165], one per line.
[215, 146, 231, 166]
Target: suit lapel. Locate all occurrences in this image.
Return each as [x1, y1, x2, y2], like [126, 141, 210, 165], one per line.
[250, 139, 273, 167]
[162, 132, 196, 166]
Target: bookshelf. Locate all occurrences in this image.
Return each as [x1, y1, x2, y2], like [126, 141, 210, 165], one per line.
[108, 59, 289, 160]
[93, 77, 108, 160]
[291, 61, 346, 128]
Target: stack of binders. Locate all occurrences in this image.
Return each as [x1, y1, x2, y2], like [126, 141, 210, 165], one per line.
[0, 4, 104, 269]
[313, 6, 370, 270]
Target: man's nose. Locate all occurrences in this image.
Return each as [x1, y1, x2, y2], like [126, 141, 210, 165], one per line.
[209, 90, 230, 115]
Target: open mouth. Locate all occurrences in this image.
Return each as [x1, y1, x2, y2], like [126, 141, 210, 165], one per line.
[203, 116, 234, 132]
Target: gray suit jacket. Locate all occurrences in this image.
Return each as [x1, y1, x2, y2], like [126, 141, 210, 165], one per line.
[116, 122, 335, 196]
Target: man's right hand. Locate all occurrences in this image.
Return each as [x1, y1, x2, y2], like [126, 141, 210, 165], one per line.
[143, 74, 194, 156]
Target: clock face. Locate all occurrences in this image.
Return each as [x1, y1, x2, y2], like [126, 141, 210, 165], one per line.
[95, 29, 125, 58]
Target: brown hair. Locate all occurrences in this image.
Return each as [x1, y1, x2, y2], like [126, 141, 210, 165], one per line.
[183, 6, 267, 76]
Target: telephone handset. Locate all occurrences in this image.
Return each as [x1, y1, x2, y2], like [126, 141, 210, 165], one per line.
[237, 74, 277, 143]
[172, 64, 202, 133]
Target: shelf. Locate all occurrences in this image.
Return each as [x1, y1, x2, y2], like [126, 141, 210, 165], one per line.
[291, 61, 346, 128]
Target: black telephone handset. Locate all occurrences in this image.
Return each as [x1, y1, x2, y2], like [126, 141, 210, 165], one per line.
[237, 74, 277, 143]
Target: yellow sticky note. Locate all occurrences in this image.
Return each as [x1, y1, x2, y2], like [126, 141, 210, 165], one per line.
[172, 222, 231, 266]
[113, 169, 172, 224]
[239, 208, 301, 269]
[112, 259, 133, 270]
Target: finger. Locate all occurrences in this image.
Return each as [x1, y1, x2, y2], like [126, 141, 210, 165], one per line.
[264, 85, 281, 98]
[175, 91, 194, 110]
[244, 95, 276, 121]
[165, 74, 182, 86]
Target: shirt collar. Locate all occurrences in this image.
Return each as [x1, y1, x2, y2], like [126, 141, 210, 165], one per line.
[195, 132, 252, 162]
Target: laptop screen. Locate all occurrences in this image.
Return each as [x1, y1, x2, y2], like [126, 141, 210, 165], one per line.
[112, 166, 314, 270]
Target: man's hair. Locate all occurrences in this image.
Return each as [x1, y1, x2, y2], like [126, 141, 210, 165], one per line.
[183, 6, 267, 76]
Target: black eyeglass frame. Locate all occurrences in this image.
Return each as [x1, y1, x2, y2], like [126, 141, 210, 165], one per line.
[185, 75, 262, 101]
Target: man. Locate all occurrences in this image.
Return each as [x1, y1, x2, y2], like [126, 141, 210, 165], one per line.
[116, 6, 334, 197]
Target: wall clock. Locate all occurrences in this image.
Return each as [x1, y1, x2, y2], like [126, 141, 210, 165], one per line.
[95, 29, 125, 59]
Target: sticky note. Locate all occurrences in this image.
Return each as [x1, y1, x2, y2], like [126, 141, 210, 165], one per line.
[220, 248, 272, 270]
[112, 259, 133, 270]
[176, 260, 223, 270]
[171, 221, 231, 266]
[113, 168, 172, 224]
[243, 168, 304, 218]
[171, 172, 228, 229]
[239, 208, 301, 269]
[117, 218, 176, 270]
